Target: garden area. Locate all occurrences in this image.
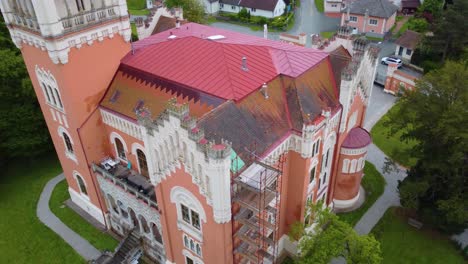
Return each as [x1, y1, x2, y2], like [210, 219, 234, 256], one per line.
[371, 103, 418, 168]
[338, 162, 386, 226]
[127, 0, 150, 15]
[314, 0, 324, 12]
[372, 207, 467, 264]
[0, 154, 84, 264]
[50, 180, 118, 252]
[211, 7, 296, 31]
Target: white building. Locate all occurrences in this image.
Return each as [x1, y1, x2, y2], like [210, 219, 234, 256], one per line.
[204, 0, 287, 18]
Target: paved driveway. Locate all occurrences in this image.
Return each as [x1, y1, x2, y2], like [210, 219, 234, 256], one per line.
[210, 0, 340, 45]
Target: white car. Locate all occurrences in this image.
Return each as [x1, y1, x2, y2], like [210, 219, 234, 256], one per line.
[381, 57, 403, 68]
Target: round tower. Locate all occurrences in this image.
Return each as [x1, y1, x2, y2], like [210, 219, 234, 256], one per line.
[333, 127, 371, 211]
[0, 0, 131, 224]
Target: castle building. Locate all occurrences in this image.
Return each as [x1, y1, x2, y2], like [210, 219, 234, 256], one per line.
[1, 1, 379, 263]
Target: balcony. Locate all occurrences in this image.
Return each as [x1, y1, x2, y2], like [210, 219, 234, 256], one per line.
[92, 160, 158, 210]
[60, 5, 119, 35]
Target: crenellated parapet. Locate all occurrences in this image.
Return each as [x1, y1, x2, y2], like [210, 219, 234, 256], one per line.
[136, 98, 233, 223]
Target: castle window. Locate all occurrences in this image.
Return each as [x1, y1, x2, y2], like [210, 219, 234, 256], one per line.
[349, 16, 358, 22]
[186, 256, 194, 264]
[309, 166, 316, 183]
[63, 132, 74, 154]
[40, 82, 51, 103]
[115, 138, 126, 160]
[53, 88, 63, 109]
[369, 19, 378, 25]
[181, 204, 201, 230]
[137, 149, 149, 178]
[48, 85, 57, 106]
[76, 0, 86, 11]
[76, 174, 87, 195]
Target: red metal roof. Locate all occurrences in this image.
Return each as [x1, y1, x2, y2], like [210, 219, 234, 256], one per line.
[341, 127, 372, 149]
[124, 23, 328, 101]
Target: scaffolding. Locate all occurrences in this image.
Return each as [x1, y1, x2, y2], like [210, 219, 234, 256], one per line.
[232, 150, 286, 264]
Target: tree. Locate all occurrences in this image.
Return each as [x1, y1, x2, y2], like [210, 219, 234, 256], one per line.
[292, 202, 382, 264]
[423, 0, 468, 62]
[165, 0, 205, 23]
[388, 61, 468, 233]
[0, 15, 51, 167]
[238, 8, 249, 22]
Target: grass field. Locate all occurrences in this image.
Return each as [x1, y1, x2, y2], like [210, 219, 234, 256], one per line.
[50, 180, 119, 252]
[372, 207, 466, 264]
[127, 0, 150, 16]
[371, 103, 418, 167]
[314, 0, 324, 12]
[338, 162, 386, 226]
[0, 154, 85, 264]
[320, 31, 336, 39]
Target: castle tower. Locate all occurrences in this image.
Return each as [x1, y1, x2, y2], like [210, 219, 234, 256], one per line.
[0, 0, 131, 224]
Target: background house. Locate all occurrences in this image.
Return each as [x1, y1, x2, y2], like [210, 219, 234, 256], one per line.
[394, 30, 421, 62]
[218, 0, 286, 18]
[325, 0, 345, 15]
[340, 0, 398, 38]
[401, 0, 420, 14]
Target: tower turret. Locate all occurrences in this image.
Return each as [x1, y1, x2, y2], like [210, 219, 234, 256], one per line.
[0, 0, 132, 225]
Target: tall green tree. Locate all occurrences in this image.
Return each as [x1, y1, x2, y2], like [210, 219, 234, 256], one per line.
[164, 0, 205, 23]
[423, 0, 468, 62]
[0, 16, 51, 166]
[291, 202, 382, 264]
[389, 61, 468, 233]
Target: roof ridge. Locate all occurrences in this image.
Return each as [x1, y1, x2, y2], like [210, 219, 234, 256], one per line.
[219, 43, 238, 100]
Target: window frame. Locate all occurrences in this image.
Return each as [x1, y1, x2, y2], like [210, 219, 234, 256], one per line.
[180, 203, 201, 230]
[75, 173, 88, 196]
[349, 16, 358, 22]
[369, 18, 378, 25]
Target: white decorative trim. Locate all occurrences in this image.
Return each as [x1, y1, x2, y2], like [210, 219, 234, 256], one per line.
[35, 65, 65, 112]
[72, 170, 89, 200]
[68, 187, 106, 225]
[333, 190, 360, 209]
[170, 187, 206, 242]
[182, 249, 204, 264]
[57, 125, 78, 164]
[340, 146, 368, 155]
[101, 108, 143, 140]
[110, 131, 128, 162]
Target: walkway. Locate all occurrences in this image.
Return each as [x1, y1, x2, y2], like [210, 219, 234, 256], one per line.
[351, 85, 406, 235]
[37, 174, 101, 261]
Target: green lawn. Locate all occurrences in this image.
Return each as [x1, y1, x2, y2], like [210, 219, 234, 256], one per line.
[127, 0, 146, 10]
[0, 154, 85, 264]
[314, 0, 324, 12]
[372, 207, 466, 264]
[366, 35, 384, 42]
[371, 103, 418, 167]
[127, 0, 150, 16]
[320, 31, 336, 39]
[128, 9, 151, 16]
[338, 162, 386, 226]
[50, 180, 119, 252]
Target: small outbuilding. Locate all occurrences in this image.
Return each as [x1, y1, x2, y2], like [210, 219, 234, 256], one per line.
[395, 30, 421, 62]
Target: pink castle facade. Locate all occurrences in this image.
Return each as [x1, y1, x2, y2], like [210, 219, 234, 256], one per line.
[1, 1, 379, 263]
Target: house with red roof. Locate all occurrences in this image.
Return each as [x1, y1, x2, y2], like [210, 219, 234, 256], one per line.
[2, 0, 380, 262]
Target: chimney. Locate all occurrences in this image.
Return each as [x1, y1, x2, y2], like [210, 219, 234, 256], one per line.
[261, 83, 269, 99]
[242, 57, 248, 71]
[175, 19, 180, 29]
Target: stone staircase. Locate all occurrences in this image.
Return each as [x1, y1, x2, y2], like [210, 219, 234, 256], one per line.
[109, 229, 141, 264]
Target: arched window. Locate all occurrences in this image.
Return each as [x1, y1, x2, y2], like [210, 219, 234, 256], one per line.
[63, 133, 74, 154]
[115, 138, 126, 160]
[107, 194, 119, 214]
[196, 244, 201, 256]
[117, 200, 128, 218]
[139, 215, 150, 234]
[48, 85, 57, 106]
[76, 174, 87, 195]
[40, 82, 51, 103]
[184, 235, 189, 247]
[53, 88, 63, 109]
[137, 149, 149, 178]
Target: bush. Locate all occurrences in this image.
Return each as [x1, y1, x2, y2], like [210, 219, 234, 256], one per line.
[238, 8, 249, 22]
[250, 16, 268, 25]
[408, 17, 429, 32]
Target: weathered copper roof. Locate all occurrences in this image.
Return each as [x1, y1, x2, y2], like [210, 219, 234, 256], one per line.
[329, 46, 352, 92]
[342, 127, 371, 149]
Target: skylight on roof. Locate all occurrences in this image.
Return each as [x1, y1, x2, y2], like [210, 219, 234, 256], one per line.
[207, 35, 226, 40]
[168, 35, 177, 39]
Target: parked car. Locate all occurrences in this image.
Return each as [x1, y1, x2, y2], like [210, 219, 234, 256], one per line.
[381, 57, 403, 67]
